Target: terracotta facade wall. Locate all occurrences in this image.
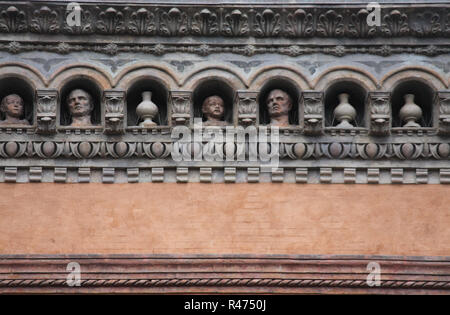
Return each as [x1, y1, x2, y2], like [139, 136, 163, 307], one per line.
[0, 183, 449, 256]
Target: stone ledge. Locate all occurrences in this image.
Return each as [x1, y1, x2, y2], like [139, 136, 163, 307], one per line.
[0, 254, 449, 294]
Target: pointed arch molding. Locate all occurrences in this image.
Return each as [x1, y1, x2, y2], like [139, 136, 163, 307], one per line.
[0, 254, 448, 294]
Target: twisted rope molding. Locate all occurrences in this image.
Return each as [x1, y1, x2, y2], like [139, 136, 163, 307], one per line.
[1, 278, 449, 290]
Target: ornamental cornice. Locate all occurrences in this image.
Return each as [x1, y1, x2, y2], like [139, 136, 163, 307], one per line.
[0, 2, 448, 40]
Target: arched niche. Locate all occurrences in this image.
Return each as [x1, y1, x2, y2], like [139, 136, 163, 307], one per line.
[192, 79, 234, 126]
[0, 77, 35, 126]
[391, 80, 435, 128]
[258, 78, 300, 126]
[126, 78, 168, 127]
[324, 80, 368, 128]
[59, 77, 102, 127]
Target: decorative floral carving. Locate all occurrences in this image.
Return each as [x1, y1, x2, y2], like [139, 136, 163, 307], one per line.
[159, 7, 188, 36]
[63, 7, 94, 34]
[0, 6, 27, 33]
[191, 8, 218, 36]
[253, 9, 281, 37]
[126, 7, 156, 35]
[382, 10, 409, 36]
[30, 6, 59, 34]
[347, 9, 376, 37]
[285, 9, 314, 37]
[438, 91, 450, 135]
[222, 9, 249, 36]
[412, 11, 441, 37]
[96, 7, 125, 34]
[317, 10, 344, 37]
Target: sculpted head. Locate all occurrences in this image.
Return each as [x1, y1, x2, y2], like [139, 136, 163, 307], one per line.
[0, 94, 29, 125]
[266, 89, 292, 126]
[66, 89, 94, 127]
[202, 95, 227, 126]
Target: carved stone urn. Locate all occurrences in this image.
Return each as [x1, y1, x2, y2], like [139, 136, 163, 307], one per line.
[399, 94, 422, 127]
[333, 93, 356, 128]
[136, 91, 158, 127]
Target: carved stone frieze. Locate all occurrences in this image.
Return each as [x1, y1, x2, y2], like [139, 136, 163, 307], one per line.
[0, 3, 447, 39]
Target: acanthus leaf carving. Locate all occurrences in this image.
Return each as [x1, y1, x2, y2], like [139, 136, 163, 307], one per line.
[285, 9, 314, 37]
[302, 91, 323, 135]
[347, 9, 377, 38]
[36, 89, 58, 134]
[253, 9, 281, 37]
[438, 91, 450, 135]
[30, 6, 60, 34]
[0, 6, 27, 33]
[369, 92, 391, 136]
[159, 7, 188, 36]
[236, 91, 257, 126]
[170, 91, 191, 126]
[126, 7, 156, 35]
[191, 8, 218, 36]
[222, 9, 249, 36]
[96, 7, 125, 35]
[63, 7, 94, 34]
[412, 11, 442, 37]
[104, 90, 125, 134]
[382, 9, 410, 36]
[317, 10, 344, 37]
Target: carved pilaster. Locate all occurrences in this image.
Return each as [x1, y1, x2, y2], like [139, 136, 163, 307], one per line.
[104, 89, 125, 134]
[36, 89, 58, 134]
[236, 91, 258, 126]
[302, 91, 323, 135]
[170, 91, 191, 126]
[437, 91, 450, 135]
[369, 92, 391, 136]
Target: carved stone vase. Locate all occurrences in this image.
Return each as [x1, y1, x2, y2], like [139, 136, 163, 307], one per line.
[399, 94, 422, 127]
[136, 91, 158, 127]
[334, 93, 356, 128]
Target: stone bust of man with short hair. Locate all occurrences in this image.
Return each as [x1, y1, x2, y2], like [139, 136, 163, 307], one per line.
[266, 89, 293, 127]
[0, 94, 30, 126]
[202, 95, 228, 126]
[66, 89, 94, 127]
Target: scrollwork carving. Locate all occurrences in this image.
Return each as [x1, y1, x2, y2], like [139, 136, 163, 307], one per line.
[438, 91, 450, 135]
[36, 89, 58, 134]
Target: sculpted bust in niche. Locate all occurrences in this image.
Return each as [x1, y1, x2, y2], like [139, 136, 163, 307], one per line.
[66, 89, 94, 127]
[266, 89, 293, 127]
[202, 95, 228, 126]
[0, 94, 30, 126]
